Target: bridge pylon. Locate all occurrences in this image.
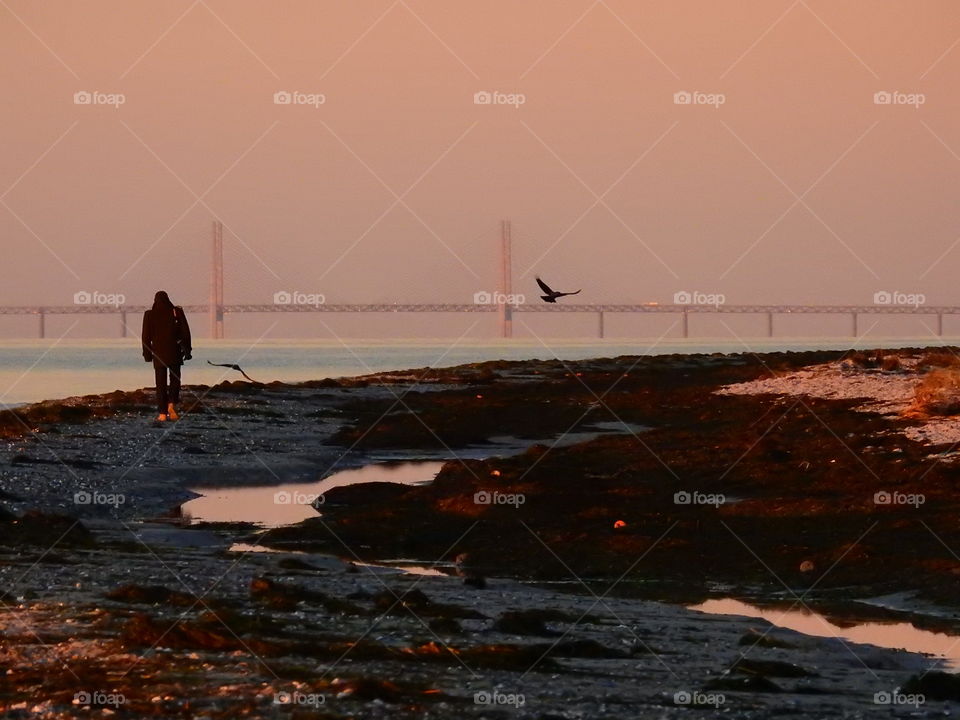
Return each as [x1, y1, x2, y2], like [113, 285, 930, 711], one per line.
[210, 220, 224, 339]
[499, 219, 512, 338]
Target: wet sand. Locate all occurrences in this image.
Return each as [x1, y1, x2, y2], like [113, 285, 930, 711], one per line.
[2, 348, 960, 717]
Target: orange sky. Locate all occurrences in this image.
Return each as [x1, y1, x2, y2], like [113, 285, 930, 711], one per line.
[2, 1, 960, 337]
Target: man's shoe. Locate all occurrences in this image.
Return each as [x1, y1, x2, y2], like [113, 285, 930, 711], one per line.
[156, 413, 168, 422]
[167, 403, 179, 421]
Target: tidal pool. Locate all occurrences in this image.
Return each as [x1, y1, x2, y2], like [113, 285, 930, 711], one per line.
[181, 460, 443, 527]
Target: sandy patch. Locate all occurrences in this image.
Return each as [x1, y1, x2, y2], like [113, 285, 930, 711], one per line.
[718, 358, 960, 448]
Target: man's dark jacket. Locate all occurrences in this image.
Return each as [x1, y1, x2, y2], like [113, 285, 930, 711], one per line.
[142, 306, 192, 366]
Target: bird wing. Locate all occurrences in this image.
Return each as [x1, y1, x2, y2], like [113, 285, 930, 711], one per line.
[559, 289, 582, 297]
[536, 277, 554, 295]
[208, 360, 257, 382]
[207, 360, 237, 369]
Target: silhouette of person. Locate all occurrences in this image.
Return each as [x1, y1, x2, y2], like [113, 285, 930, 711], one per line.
[141, 291, 192, 422]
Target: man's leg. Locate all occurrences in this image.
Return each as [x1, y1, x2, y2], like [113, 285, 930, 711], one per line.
[153, 361, 169, 415]
[169, 364, 182, 405]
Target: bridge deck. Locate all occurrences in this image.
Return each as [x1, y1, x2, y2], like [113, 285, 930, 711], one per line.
[0, 304, 953, 315]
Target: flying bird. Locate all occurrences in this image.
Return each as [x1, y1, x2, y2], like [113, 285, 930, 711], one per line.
[536, 277, 581, 303]
[207, 360, 257, 383]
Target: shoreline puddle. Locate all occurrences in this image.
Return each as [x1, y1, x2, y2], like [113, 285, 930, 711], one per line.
[691, 597, 960, 669]
[179, 422, 647, 528]
[180, 460, 443, 527]
[353, 560, 451, 576]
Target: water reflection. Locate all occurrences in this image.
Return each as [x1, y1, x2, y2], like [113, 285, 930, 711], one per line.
[181, 460, 443, 527]
[691, 598, 960, 668]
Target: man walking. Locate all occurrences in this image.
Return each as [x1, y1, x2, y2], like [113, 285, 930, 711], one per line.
[141, 290, 192, 422]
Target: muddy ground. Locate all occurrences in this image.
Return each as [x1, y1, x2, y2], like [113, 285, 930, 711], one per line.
[268, 349, 960, 609]
[2, 348, 960, 718]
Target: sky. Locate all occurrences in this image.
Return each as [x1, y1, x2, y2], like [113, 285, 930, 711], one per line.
[2, 0, 960, 339]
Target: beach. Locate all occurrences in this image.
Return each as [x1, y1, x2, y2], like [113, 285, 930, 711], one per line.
[2, 348, 960, 718]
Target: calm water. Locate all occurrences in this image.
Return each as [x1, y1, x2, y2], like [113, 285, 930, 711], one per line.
[181, 460, 443, 527]
[691, 598, 960, 669]
[0, 337, 952, 406]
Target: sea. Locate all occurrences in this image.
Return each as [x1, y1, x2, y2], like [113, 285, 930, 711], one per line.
[0, 337, 955, 407]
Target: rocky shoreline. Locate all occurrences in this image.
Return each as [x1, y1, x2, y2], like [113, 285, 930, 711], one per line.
[3, 348, 960, 717]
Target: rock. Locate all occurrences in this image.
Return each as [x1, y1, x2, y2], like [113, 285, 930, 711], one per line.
[331, 677, 404, 702]
[121, 613, 275, 653]
[277, 557, 321, 572]
[738, 629, 798, 649]
[705, 674, 784, 693]
[105, 584, 196, 607]
[0, 488, 24, 502]
[901, 671, 960, 701]
[372, 588, 484, 620]
[0, 512, 94, 547]
[321, 481, 414, 506]
[733, 657, 814, 677]
[538, 639, 628, 659]
[494, 609, 560, 637]
[251, 576, 368, 615]
[428, 617, 462, 634]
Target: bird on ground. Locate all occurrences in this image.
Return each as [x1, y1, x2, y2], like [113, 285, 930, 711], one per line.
[207, 360, 257, 382]
[454, 552, 487, 589]
[536, 277, 581, 303]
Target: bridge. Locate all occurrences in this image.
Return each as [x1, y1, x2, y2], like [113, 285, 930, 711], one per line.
[1, 302, 955, 339]
[3, 221, 952, 339]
